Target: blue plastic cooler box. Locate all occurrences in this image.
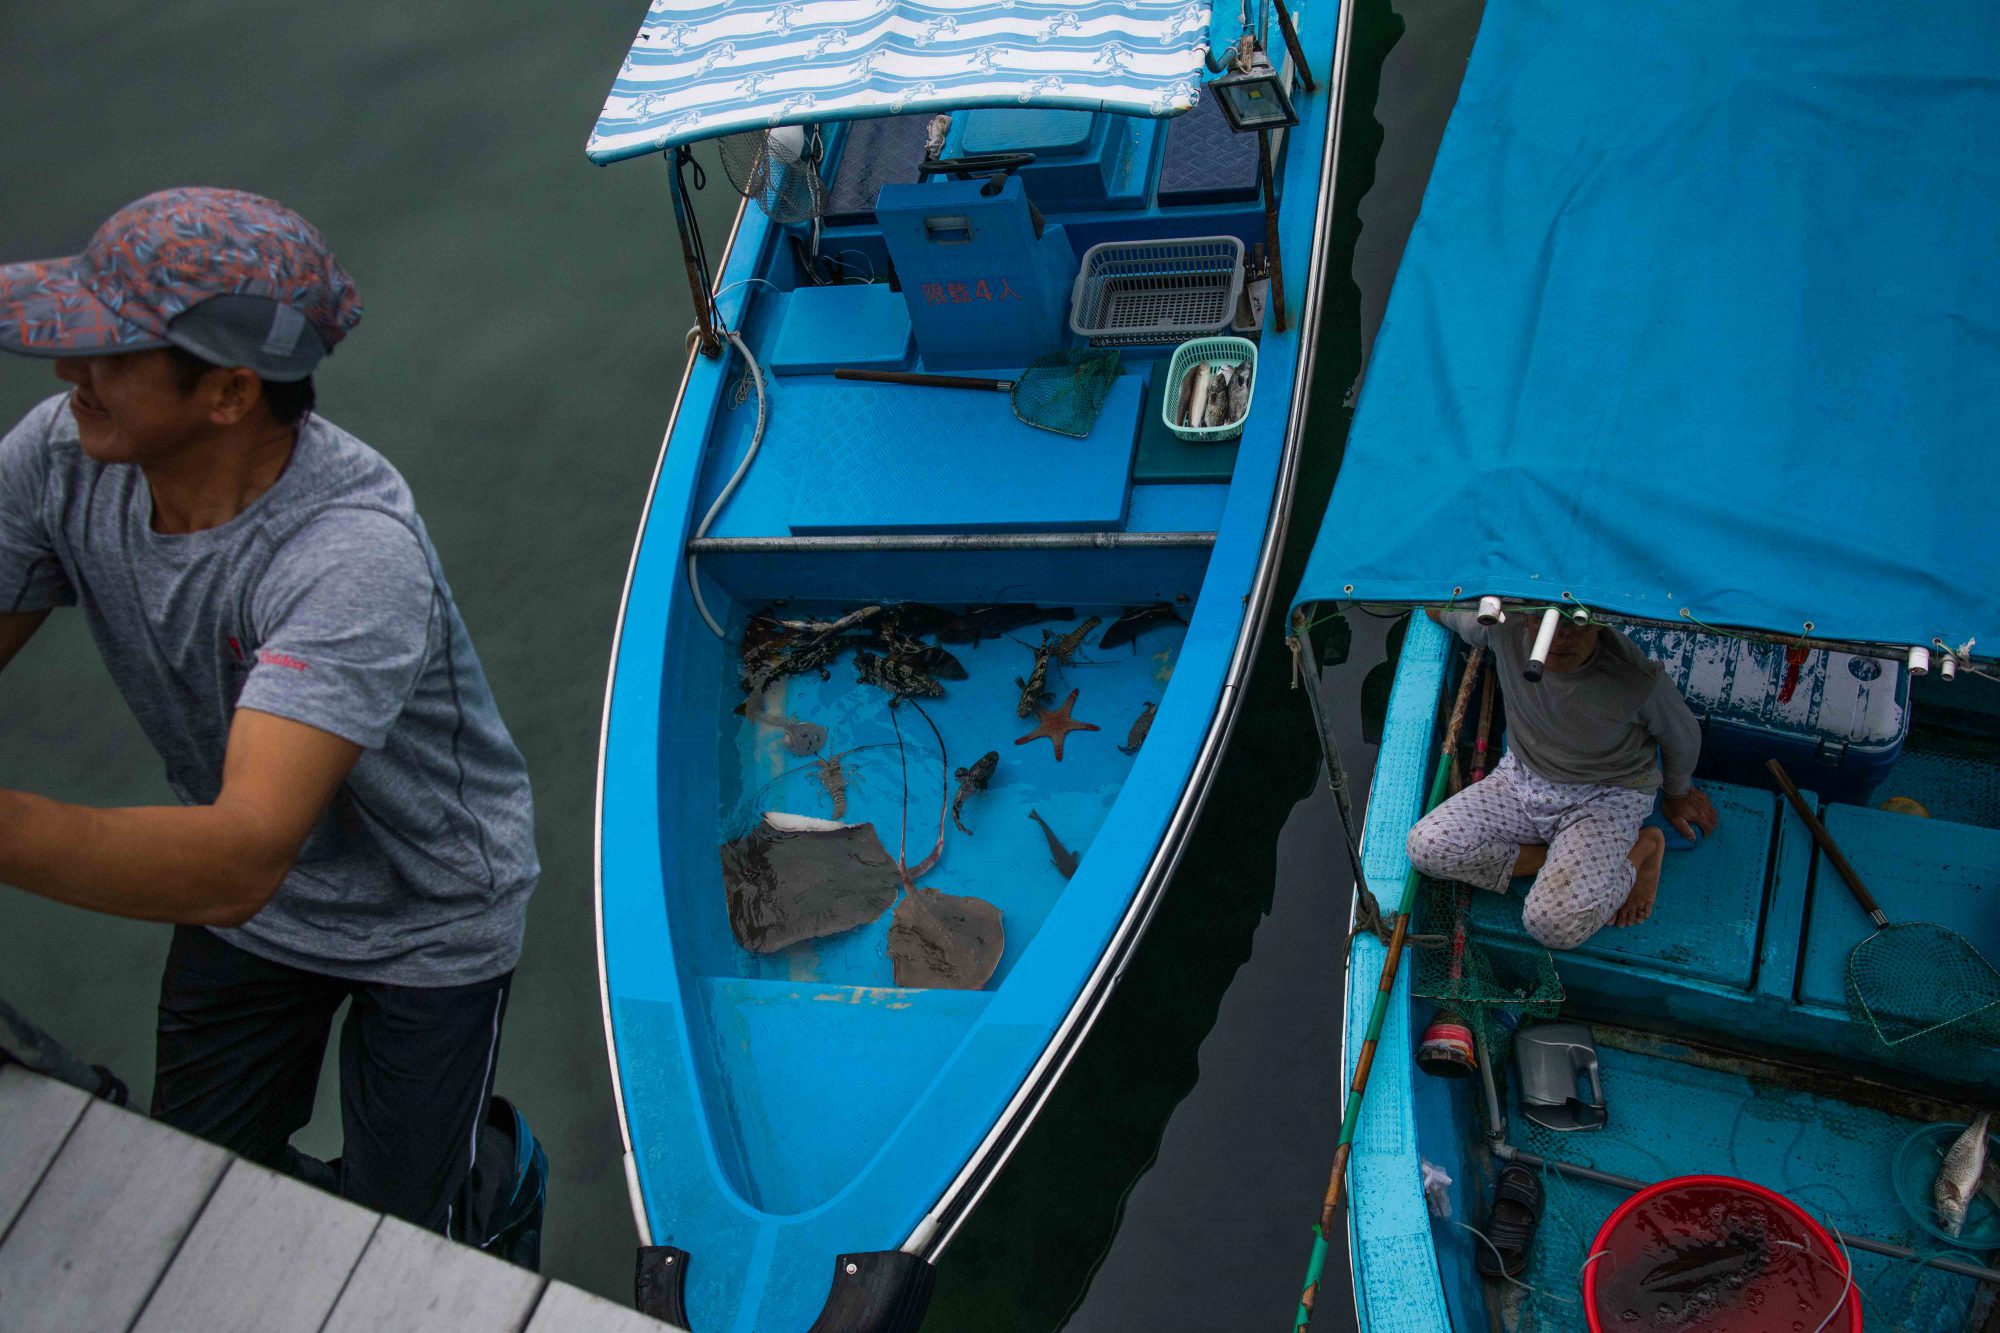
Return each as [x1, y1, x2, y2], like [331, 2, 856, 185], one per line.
[1623, 626, 1910, 803]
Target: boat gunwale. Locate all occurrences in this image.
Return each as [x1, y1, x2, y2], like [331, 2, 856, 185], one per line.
[594, 193, 753, 1247]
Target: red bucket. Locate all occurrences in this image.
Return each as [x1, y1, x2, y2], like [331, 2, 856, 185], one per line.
[1583, 1175, 1861, 1332]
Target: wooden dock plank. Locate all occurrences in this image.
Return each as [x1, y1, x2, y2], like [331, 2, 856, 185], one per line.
[0, 1099, 231, 1333]
[131, 1157, 380, 1333]
[0, 1064, 91, 1238]
[319, 1214, 545, 1333]
[522, 1282, 672, 1332]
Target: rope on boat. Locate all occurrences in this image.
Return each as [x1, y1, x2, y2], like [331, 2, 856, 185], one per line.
[889, 700, 951, 889]
[687, 325, 768, 638]
[1287, 621, 1374, 938]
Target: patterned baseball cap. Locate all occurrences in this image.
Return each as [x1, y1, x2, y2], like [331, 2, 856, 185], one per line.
[0, 187, 362, 381]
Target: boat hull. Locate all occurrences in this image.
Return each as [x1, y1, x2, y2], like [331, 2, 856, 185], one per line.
[595, 4, 1356, 1323]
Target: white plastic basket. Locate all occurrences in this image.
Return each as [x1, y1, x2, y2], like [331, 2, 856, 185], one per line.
[1161, 336, 1258, 442]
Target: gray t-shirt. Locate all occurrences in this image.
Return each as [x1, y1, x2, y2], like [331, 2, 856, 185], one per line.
[1438, 610, 1702, 795]
[0, 394, 537, 985]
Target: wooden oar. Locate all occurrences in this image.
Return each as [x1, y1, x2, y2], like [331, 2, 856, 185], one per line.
[1295, 653, 1475, 1329]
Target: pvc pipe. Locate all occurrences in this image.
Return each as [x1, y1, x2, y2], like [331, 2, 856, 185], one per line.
[1477, 595, 1505, 626]
[1908, 645, 1931, 677]
[1523, 608, 1560, 682]
[1941, 655, 1958, 681]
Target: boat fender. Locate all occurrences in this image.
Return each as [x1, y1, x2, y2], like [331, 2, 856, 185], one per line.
[804, 1250, 935, 1333]
[634, 1245, 692, 1327]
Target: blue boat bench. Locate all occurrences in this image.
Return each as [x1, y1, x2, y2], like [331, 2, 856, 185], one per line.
[1465, 779, 2000, 1091]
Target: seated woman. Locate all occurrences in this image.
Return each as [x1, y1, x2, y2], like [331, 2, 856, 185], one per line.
[1406, 610, 1720, 949]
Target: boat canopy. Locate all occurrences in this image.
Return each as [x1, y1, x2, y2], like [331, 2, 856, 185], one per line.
[1294, 0, 2000, 660]
[586, 0, 1231, 165]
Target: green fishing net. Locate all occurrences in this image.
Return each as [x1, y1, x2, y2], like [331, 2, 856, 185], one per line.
[1008, 349, 1120, 438]
[1410, 877, 1565, 1059]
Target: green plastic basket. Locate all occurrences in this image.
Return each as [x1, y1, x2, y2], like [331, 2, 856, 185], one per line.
[1161, 336, 1257, 442]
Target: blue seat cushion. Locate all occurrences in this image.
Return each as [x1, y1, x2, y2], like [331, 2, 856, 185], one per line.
[1158, 95, 1261, 206]
[769, 286, 912, 377]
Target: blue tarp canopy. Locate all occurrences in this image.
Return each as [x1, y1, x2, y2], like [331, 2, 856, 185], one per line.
[1296, 0, 2000, 660]
[586, 0, 1225, 165]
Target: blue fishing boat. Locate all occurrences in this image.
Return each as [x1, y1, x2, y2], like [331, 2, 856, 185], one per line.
[1292, 0, 2000, 1328]
[586, 1, 1356, 1326]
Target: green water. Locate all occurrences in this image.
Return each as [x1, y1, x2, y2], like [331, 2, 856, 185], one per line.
[0, 0, 1480, 1321]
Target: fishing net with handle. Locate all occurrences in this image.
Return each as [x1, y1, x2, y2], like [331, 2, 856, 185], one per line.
[716, 125, 828, 225]
[1847, 921, 2000, 1056]
[1007, 349, 1122, 438]
[1768, 759, 2000, 1071]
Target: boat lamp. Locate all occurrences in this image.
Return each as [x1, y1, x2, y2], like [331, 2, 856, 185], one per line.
[1213, 45, 1298, 133]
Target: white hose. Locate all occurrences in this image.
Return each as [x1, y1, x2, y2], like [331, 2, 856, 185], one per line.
[687, 325, 768, 638]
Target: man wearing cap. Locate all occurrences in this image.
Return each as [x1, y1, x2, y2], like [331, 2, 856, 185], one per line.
[0, 188, 545, 1263]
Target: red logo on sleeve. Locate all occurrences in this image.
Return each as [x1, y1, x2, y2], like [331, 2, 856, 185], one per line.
[256, 649, 310, 672]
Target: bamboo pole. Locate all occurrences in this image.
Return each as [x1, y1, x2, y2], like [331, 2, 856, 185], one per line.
[1294, 650, 1480, 1328]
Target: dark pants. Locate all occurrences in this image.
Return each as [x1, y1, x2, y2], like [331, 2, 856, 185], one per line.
[153, 925, 511, 1239]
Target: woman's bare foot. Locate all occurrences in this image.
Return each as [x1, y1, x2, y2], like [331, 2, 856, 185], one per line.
[1511, 843, 1549, 878]
[1612, 827, 1667, 926]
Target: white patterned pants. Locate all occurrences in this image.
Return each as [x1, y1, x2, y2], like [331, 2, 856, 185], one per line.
[1405, 753, 1656, 950]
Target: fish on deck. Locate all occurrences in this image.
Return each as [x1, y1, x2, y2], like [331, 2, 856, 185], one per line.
[1027, 810, 1079, 880]
[1014, 641, 1056, 719]
[1117, 701, 1156, 756]
[951, 751, 998, 835]
[1937, 1112, 1992, 1237]
[937, 605, 1075, 647]
[1099, 603, 1186, 651]
[854, 649, 946, 702]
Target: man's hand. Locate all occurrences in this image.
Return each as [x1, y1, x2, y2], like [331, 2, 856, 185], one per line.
[1662, 787, 1719, 841]
[0, 708, 360, 926]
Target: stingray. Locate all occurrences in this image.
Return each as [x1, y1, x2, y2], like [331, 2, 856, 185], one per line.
[887, 888, 1005, 989]
[720, 813, 900, 954]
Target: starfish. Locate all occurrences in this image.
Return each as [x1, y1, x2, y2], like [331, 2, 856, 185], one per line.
[1013, 689, 1100, 762]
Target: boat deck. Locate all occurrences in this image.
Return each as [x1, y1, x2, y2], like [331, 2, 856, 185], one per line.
[0, 1065, 674, 1333]
[1347, 616, 2000, 1331]
[1447, 1030, 1993, 1332]
[719, 604, 1185, 991]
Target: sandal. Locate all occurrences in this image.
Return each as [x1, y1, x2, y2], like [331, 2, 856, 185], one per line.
[1475, 1162, 1544, 1278]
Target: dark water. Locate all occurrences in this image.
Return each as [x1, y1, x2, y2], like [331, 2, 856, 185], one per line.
[0, 0, 1479, 1320]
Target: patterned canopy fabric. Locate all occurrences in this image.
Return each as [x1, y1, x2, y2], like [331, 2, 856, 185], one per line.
[586, 0, 1216, 164]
